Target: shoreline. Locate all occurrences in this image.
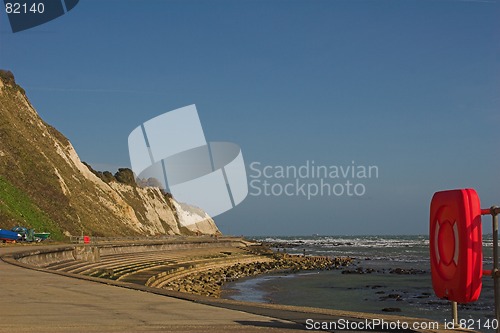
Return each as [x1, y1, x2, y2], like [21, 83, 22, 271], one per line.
[0, 237, 476, 332]
[160, 252, 353, 297]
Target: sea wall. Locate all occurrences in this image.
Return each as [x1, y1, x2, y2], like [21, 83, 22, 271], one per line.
[12, 246, 76, 267]
[98, 240, 245, 257]
[13, 239, 247, 268]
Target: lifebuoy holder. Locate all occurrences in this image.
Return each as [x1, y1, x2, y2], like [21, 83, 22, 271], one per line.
[429, 189, 482, 304]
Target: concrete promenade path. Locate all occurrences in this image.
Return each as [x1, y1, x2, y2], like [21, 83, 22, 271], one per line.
[0, 244, 309, 333]
[0, 243, 461, 333]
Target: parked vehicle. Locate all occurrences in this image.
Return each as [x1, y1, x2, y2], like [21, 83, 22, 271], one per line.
[33, 232, 50, 241]
[0, 229, 21, 242]
[10, 226, 50, 242]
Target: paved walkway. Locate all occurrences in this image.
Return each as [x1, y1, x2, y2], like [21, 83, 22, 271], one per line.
[0, 245, 307, 333]
[0, 244, 459, 333]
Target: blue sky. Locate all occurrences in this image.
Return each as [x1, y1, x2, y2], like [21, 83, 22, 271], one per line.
[1, 0, 499, 235]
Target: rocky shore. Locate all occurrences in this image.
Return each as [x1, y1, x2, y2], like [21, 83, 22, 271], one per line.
[162, 253, 353, 297]
[341, 267, 426, 275]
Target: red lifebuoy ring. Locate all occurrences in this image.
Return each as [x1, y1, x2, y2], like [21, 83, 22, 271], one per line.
[429, 189, 482, 303]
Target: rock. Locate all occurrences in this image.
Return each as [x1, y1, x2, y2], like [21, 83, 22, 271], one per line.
[380, 293, 402, 301]
[382, 307, 402, 312]
[162, 255, 353, 297]
[389, 268, 426, 275]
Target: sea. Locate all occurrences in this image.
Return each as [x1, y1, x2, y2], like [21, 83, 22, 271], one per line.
[221, 235, 497, 332]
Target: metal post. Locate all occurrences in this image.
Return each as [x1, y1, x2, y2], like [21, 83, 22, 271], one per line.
[452, 301, 458, 328]
[491, 206, 500, 333]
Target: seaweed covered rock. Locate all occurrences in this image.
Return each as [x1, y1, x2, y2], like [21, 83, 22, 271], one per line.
[162, 255, 353, 297]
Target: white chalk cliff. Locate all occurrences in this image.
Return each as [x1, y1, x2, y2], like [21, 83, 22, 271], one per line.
[0, 71, 220, 237]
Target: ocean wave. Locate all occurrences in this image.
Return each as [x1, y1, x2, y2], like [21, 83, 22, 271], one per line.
[258, 236, 428, 249]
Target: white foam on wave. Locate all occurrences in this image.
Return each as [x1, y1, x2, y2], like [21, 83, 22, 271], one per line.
[259, 236, 428, 249]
